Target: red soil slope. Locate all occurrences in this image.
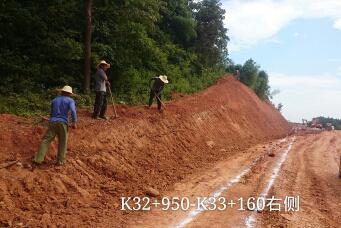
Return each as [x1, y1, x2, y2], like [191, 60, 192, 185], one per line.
[0, 75, 290, 227]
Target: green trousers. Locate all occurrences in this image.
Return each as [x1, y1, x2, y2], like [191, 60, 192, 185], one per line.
[34, 122, 68, 165]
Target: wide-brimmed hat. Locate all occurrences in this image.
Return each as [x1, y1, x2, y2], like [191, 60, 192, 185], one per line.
[57, 85, 74, 95]
[159, 75, 169, 84]
[96, 60, 111, 69]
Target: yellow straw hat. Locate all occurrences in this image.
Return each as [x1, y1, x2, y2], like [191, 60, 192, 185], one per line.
[57, 85, 74, 95]
[96, 60, 111, 69]
[159, 75, 169, 84]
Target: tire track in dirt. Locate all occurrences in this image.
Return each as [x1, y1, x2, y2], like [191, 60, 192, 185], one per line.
[245, 136, 295, 228]
[128, 132, 341, 228]
[126, 138, 292, 227]
[181, 137, 295, 228]
[259, 132, 341, 228]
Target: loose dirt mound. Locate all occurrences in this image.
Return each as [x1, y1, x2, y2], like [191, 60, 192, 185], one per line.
[0, 75, 290, 227]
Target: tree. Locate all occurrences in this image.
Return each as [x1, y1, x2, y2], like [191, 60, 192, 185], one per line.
[226, 59, 242, 74]
[240, 59, 259, 89]
[0, 0, 230, 114]
[159, 0, 197, 48]
[192, 0, 229, 66]
[84, 0, 92, 94]
[0, 1, 83, 93]
[230, 59, 272, 101]
[255, 70, 270, 100]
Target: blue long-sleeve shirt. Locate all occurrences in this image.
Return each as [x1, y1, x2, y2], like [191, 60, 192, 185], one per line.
[49, 96, 77, 124]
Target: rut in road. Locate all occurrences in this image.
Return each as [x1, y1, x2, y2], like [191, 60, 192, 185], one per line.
[260, 132, 341, 228]
[128, 132, 341, 228]
[245, 136, 295, 228]
[126, 137, 294, 227]
[181, 137, 296, 228]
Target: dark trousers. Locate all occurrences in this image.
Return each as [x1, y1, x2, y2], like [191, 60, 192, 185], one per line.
[148, 90, 162, 110]
[93, 91, 107, 117]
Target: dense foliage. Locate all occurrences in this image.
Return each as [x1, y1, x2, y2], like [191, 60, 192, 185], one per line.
[0, 0, 272, 115]
[0, 0, 230, 115]
[227, 59, 271, 101]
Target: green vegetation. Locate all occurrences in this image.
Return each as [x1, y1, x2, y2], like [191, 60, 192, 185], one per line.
[227, 59, 271, 101]
[0, 0, 272, 115]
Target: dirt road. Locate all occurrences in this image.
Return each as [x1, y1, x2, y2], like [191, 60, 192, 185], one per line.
[126, 131, 341, 228]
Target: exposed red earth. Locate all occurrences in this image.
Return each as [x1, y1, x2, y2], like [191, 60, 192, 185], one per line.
[4, 75, 331, 227]
[127, 132, 341, 228]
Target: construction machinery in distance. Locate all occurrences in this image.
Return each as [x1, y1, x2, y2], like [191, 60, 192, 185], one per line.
[326, 123, 335, 131]
[310, 118, 323, 129]
[302, 119, 308, 126]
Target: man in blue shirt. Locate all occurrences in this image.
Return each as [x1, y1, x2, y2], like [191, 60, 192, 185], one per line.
[33, 85, 77, 166]
[92, 60, 110, 120]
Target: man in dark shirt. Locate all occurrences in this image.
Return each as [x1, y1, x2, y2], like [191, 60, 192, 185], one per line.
[148, 75, 169, 112]
[33, 85, 77, 166]
[93, 60, 110, 120]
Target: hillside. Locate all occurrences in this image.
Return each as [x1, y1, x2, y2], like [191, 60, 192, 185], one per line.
[0, 75, 290, 227]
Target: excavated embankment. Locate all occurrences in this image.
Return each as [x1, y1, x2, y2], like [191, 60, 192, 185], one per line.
[0, 75, 290, 226]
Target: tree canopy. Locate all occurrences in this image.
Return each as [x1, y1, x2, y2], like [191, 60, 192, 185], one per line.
[1, 0, 228, 94]
[227, 58, 272, 101]
[0, 0, 274, 115]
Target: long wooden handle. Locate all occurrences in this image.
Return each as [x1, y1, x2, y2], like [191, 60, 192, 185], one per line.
[108, 87, 118, 117]
[155, 92, 166, 110]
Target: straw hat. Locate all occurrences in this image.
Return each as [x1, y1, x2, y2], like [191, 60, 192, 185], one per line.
[159, 75, 169, 84]
[96, 60, 111, 69]
[57, 85, 74, 95]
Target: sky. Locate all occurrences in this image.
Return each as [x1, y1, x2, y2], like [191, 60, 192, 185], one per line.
[221, 0, 341, 122]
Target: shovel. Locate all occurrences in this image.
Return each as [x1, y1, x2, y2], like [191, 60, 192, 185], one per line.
[108, 86, 119, 118]
[154, 91, 166, 110]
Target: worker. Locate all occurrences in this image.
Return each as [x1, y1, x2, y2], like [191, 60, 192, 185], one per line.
[234, 69, 240, 80]
[33, 85, 77, 166]
[92, 60, 111, 120]
[148, 75, 168, 112]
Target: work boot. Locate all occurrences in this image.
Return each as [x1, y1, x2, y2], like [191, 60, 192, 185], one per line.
[32, 156, 42, 165]
[99, 116, 109, 120]
[31, 160, 42, 171]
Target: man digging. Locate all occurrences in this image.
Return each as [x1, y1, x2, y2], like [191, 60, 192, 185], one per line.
[148, 75, 169, 112]
[33, 85, 77, 166]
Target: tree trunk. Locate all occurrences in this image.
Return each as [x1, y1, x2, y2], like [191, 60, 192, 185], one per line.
[84, 0, 92, 94]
